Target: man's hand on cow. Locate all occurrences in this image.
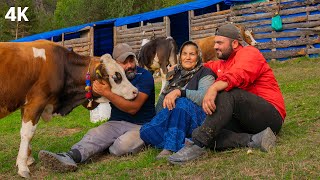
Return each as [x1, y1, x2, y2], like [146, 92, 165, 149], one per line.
[202, 86, 218, 115]
[163, 89, 181, 110]
[93, 80, 111, 97]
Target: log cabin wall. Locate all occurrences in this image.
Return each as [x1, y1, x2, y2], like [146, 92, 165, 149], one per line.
[55, 26, 94, 56]
[190, 0, 320, 60]
[114, 17, 169, 54]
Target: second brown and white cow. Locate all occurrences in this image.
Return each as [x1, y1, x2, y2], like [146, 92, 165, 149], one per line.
[138, 36, 178, 93]
[195, 25, 257, 63]
[0, 40, 138, 178]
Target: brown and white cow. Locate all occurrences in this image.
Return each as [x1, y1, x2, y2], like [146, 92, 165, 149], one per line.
[195, 25, 257, 63]
[138, 36, 178, 93]
[0, 40, 138, 178]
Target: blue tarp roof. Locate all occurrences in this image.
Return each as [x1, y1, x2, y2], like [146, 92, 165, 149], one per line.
[12, 0, 254, 42]
[12, 18, 116, 42]
[115, 0, 224, 26]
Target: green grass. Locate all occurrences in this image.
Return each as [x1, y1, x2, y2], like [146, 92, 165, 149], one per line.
[1, 57, 320, 179]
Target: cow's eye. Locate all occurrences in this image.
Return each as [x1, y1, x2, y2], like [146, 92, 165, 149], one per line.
[112, 72, 122, 84]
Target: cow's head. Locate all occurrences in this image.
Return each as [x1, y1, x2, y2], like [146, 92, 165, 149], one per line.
[243, 29, 257, 46]
[235, 25, 258, 46]
[94, 54, 138, 100]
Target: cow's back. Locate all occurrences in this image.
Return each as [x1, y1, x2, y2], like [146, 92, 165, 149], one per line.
[0, 41, 65, 118]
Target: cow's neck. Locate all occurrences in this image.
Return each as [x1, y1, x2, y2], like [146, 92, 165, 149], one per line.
[55, 52, 99, 115]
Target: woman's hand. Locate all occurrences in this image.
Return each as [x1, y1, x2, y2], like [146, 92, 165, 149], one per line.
[93, 80, 111, 97]
[202, 86, 218, 115]
[163, 89, 181, 110]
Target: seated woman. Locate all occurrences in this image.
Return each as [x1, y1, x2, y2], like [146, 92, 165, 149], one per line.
[140, 41, 216, 159]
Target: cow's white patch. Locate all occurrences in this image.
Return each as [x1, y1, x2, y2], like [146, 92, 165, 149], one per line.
[17, 120, 37, 177]
[95, 97, 110, 103]
[150, 53, 160, 70]
[32, 47, 46, 60]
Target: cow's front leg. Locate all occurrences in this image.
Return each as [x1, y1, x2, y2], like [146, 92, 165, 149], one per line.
[16, 120, 37, 178]
[17, 93, 47, 178]
[159, 68, 167, 94]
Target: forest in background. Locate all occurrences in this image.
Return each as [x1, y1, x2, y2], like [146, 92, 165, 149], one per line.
[0, 0, 192, 41]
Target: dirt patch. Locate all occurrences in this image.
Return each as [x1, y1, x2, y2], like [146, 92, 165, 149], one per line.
[55, 127, 82, 137]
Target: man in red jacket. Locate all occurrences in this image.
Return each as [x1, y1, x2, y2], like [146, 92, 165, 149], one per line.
[168, 24, 286, 164]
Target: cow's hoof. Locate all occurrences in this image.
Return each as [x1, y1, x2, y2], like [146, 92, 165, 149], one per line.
[18, 170, 31, 179]
[27, 156, 35, 166]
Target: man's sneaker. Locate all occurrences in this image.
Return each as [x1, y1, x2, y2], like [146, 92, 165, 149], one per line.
[168, 139, 206, 165]
[38, 150, 78, 172]
[248, 127, 276, 152]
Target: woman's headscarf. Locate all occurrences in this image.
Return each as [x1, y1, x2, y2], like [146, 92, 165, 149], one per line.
[162, 41, 203, 95]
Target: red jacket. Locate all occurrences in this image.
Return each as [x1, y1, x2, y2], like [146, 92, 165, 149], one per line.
[204, 46, 286, 120]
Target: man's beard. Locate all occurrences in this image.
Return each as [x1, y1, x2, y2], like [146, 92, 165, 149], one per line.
[125, 67, 137, 80]
[217, 45, 233, 60]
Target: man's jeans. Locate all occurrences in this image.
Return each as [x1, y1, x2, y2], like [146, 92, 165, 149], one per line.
[192, 88, 283, 150]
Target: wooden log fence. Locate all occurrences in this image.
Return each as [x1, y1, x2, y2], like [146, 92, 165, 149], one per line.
[50, 0, 320, 60]
[190, 0, 320, 60]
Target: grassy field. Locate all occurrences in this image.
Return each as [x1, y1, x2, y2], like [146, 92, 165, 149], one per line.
[0, 57, 319, 179]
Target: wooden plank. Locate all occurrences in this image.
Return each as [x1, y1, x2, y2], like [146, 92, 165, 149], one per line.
[230, 5, 320, 23]
[117, 25, 165, 34]
[113, 26, 117, 46]
[116, 32, 166, 43]
[77, 51, 90, 56]
[232, 1, 274, 10]
[191, 18, 228, 28]
[191, 13, 231, 24]
[232, 0, 319, 10]
[64, 42, 91, 48]
[191, 33, 215, 39]
[165, 16, 170, 37]
[190, 29, 216, 36]
[117, 22, 165, 33]
[73, 45, 90, 52]
[192, 9, 231, 20]
[253, 20, 320, 35]
[297, 27, 320, 32]
[117, 30, 165, 39]
[232, 1, 318, 16]
[191, 23, 220, 31]
[188, 11, 192, 40]
[255, 37, 320, 50]
[237, 14, 320, 29]
[254, 31, 314, 39]
[262, 47, 320, 59]
[89, 27, 94, 56]
[63, 37, 90, 45]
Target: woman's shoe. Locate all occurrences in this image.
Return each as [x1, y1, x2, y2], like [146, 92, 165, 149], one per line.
[156, 149, 172, 160]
